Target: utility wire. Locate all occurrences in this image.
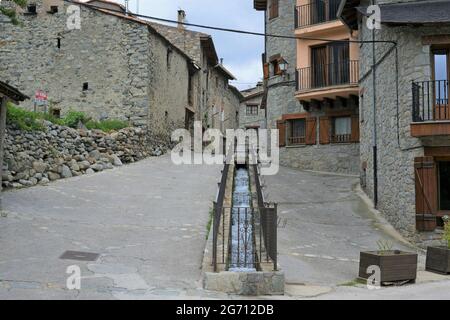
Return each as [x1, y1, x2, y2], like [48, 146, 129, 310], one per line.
[71, 1, 396, 45]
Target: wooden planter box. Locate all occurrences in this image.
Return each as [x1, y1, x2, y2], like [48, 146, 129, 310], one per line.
[359, 251, 418, 284]
[426, 246, 450, 274]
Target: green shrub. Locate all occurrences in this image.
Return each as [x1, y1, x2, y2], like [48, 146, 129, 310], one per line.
[6, 104, 128, 133]
[85, 119, 128, 132]
[6, 103, 44, 131]
[62, 111, 90, 128]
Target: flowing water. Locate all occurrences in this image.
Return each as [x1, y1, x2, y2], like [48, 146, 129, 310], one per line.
[229, 167, 256, 272]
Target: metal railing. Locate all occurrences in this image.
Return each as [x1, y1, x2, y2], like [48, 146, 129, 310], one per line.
[288, 136, 306, 145]
[412, 80, 450, 122]
[296, 60, 359, 91]
[295, 0, 341, 28]
[331, 134, 351, 143]
[213, 206, 277, 271]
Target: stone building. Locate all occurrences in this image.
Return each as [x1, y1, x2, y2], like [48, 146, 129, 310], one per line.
[239, 82, 266, 129]
[340, 0, 450, 239]
[0, 0, 240, 144]
[254, 0, 360, 174]
[148, 16, 241, 133]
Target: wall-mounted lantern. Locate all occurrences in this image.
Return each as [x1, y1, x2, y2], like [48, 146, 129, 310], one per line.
[278, 58, 289, 74]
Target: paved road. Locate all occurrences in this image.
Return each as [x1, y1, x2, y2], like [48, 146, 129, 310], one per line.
[0, 155, 222, 299]
[264, 166, 419, 287]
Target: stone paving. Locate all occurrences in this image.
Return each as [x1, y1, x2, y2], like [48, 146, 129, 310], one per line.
[264, 166, 421, 287]
[0, 159, 449, 300]
[0, 154, 223, 299]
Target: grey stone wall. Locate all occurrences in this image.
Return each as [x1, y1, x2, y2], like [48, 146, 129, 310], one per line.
[2, 121, 164, 189]
[281, 142, 360, 174]
[357, 0, 450, 236]
[265, 0, 298, 130]
[239, 94, 265, 129]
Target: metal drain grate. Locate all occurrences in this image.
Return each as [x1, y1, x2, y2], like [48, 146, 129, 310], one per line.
[60, 250, 99, 261]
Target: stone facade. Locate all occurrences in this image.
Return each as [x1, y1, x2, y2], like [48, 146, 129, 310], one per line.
[239, 84, 265, 129]
[0, 0, 199, 143]
[355, 0, 450, 238]
[256, 0, 360, 174]
[148, 21, 241, 132]
[264, 0, 298, 129]
[2, 121, 164, 189]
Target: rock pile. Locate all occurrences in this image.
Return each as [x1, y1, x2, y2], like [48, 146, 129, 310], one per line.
[2, 121, 165, 189]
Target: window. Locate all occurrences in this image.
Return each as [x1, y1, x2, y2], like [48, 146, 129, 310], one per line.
[431, 48, 449, 120]
[26, 3, 37, 15]
[439, 161, 450, 211]
[288, 119, 306, 145]
[311, 42, 350, 88]
[331, 116, 351, 143]
[270, 58, 281, 76]
[268, 0, 279, 20]
[166, 47, 172, 70]
[82, 82, 89, 91]
[188, 73, 194, 106]
[246, 104, 258, 115]
[49, 6, 58, 14]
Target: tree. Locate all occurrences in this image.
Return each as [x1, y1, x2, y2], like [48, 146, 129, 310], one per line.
[0, 0, 27, 25]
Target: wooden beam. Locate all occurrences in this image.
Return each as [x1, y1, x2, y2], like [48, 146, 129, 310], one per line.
[411, 122, 450, 137]
[300, 100, 310, 111]
[311, 99, 321, 110]
[336, 96, 347, 108]
[323, 98, 334, 109]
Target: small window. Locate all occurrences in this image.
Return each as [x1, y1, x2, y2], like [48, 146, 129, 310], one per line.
[270, 58, 281, 76]
[82, 82, 89, 91]
[167, 48, 172, 70]
[26, 4, 37, 15]
[268, 0, 279, 20]
[288, 119, 306, 145]
[57, 37, 61, 49]
[49, 6, 58, 14]
[246, 104, 258, 115]
[331, 116, 352, 143]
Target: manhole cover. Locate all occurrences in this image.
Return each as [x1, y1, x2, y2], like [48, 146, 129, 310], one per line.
[60, 251, 99, 261]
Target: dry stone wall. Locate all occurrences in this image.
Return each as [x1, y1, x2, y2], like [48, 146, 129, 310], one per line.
[2, 122, 165, 189]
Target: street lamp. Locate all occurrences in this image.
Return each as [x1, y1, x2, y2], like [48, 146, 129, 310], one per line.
[278, 58, 288, 74]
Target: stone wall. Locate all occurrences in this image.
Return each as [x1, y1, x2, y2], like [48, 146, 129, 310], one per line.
[358, 0, 450, 236]
[265, 0, 298, 130]
[239, 93, 265, 129]
[281, 143, 360, 174]
[2, 122, 164, 189]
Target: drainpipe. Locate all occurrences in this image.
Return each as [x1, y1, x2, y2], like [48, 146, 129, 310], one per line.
[371, 0, 378, 208]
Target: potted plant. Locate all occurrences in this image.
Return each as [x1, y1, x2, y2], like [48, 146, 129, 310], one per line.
[426, 215, 450, 274]
[359, 240, 418, 284]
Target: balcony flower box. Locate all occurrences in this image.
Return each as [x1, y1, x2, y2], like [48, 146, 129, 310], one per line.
[358, 251, 418, 284]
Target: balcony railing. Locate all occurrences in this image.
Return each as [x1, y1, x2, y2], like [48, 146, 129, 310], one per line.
[296, 60, 359, 91]
[288, 136, 306, 145]
[412, 80, 450, 122]
[331, 134, 351, 143]
[295, 0, 341, 29]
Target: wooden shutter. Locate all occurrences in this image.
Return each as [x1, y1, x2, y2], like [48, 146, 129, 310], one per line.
[319, 116, 330, 144]
[305, 117, 317, 145]
[263, 63, 269, 80]
[414, 156, 437, 231]
[276, 120, 286, 147]
[351, 115, 360, 142]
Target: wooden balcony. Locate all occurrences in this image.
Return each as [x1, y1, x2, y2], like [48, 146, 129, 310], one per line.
[411, 80, 450, 138]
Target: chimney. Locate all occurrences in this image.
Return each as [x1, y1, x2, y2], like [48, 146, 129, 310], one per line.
[177, 10, 186, 30]
[220, 58, 223, 65]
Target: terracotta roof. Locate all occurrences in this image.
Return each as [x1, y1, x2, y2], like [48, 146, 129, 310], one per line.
[0, 81, 29, 102]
